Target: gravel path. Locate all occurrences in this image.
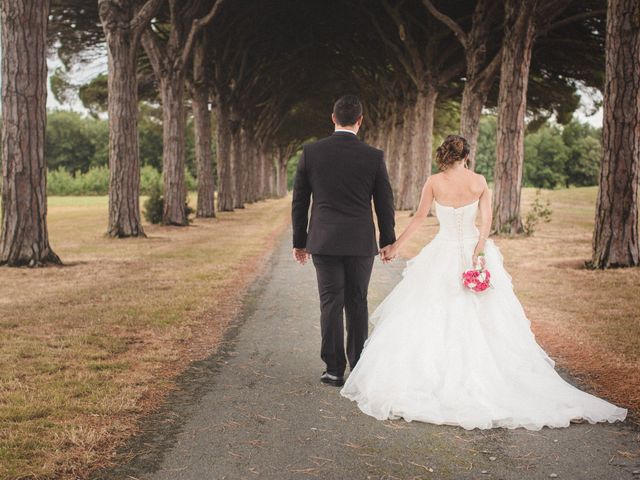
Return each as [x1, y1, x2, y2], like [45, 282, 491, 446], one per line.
[99, 230, 639, 480]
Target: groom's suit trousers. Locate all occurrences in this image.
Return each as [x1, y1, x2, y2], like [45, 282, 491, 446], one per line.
[312, 254, 375, 377]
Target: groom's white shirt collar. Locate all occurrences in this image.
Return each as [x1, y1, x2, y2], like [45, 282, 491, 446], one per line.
[334, 128, 357, 135]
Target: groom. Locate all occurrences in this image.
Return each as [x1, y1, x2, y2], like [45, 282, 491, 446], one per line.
[291, 94, 396, 387]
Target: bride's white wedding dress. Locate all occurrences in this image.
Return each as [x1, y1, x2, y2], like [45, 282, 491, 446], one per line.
[340, 199, 627, 430]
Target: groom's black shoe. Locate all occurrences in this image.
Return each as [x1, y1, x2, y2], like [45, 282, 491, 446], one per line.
[320, 371, 344, 387]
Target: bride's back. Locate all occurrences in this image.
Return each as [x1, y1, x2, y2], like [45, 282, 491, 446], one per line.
[430, 167, 485, 208]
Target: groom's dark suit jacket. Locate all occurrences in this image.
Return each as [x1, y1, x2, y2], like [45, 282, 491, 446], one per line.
[292, 131, 396, 256]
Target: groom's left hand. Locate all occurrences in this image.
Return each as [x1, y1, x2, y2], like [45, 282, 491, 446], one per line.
[293, 248, 311, 265]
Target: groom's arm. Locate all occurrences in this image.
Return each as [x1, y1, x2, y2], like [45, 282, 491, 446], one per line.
[292, 148, 311, 249]
[372, 151, 396, 249]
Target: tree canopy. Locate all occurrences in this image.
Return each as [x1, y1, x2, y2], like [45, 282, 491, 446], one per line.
[48, 0, 606, 151]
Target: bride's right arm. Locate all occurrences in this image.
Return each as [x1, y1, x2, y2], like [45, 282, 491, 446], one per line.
[386, 177, 434, 258]
[473, 176, 492, 266]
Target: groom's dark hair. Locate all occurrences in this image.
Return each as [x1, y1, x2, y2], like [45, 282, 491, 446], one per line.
[333, 94, 363, 126]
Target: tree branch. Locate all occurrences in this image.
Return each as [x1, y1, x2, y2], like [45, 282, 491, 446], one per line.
[421, 0, 468, 49]
[536, 0, 573, 23]
[363, 5, 420, 87]
[476, 47, 502, 92]
[382, 0, 425, 81]
[538, 9, 606, 36]
[438, 57, 466, 85]
[141, 27, 166, 78]
[130, 0, 164, 36]
[181, 0, 226, 68]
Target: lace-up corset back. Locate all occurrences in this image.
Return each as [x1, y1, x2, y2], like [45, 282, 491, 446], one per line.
[434, 199, 480, 241]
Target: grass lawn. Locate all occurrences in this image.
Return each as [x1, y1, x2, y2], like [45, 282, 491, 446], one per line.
[0, 194, 291, 479]
[395, 186, 640, 424]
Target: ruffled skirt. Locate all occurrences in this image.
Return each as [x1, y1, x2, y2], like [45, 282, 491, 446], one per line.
[340, 236, 627, 430]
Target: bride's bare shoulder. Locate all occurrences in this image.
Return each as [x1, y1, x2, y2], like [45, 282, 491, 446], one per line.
[468, 169, 487, 184]
[424, 172, 442, 190]
[427, 172, 443, 183]
[469, 171, 489, 195]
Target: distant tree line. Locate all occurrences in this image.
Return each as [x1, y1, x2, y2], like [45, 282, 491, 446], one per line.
[475, 117, 602, 189]
[43, 109, 200, 179]
[2, 109, 603, 195]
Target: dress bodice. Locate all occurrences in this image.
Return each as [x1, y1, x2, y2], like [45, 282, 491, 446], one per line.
[434, 199, 480, 241]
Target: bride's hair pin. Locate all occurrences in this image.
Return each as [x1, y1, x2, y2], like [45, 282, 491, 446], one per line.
[436, 135, 470, 171]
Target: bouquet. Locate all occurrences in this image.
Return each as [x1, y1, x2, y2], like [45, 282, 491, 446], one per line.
[462, 253, 491, 293]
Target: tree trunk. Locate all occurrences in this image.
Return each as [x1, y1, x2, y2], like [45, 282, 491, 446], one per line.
[241, 131, 252, 203]
[231, 123, 245, 209]
[191, 37, 215, 218]
[413, 87, 438, 207]
[192, 87, 215, 218]
[277, 157, 288, 197]
[460, 52, 501, 172]
[263, 151, 270, 198]
[104, 32, 145, 237]
[396, 105, 417, 210]
[591, 0, 640, 268]
[215, 103, 234, 211]
[252, 146, 259, 202]
[260, 149, 271, 199]
[251, 141, 259, 201]
[394, 88, 438, 212]
[460, 0, 495, 170]
[100, 0, 162, 236]
[140, 0, 223, 224]
[386, 111, 403, 205]
[270, 153, 278, 197]
[492, 0, 537, 234]
[460, 85, 489, 171]
[0, 0, 61, 267]
[244, 132, 256, 203]
[99, 1, 147, 237]
[160, 73, 188, 225]
[253, 141, 262, 202]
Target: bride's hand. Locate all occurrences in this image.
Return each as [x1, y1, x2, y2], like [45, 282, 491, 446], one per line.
[472, 242, 486, 268]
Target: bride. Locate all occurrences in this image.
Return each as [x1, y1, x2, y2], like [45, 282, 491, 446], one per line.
[340, 135, 627, 431]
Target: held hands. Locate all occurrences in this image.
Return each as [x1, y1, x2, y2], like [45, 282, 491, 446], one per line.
[292, 248, 311, 265]
[295, 244, 399, 265]
[379, 243, 399, 264]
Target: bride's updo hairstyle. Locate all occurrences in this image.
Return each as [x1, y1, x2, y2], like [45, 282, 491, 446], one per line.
[436, 135, 470, 171]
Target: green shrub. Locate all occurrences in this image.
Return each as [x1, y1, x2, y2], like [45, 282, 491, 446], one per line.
[78, 166, 109, 195]
[185, 169, 197, 192]
[143, 171, 195, 224]
[523, 190, 553, 236]
[184, 199, 195, 219]
[47, 166, 110, 196]
[143, 181, 164, 224]
[48, 168, 78, 195]
[140, 165, 162, 195]
[141, 166, 197, 195]
[48, 164, 197, 198]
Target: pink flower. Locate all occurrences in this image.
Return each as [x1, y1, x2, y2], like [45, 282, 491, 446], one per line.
[462, 264, 491, 293]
